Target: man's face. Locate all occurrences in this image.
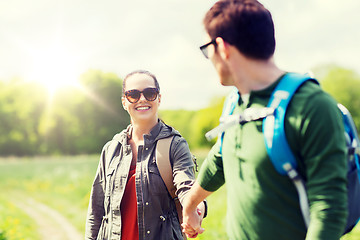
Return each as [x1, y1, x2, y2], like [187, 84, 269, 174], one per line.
[205, 36, 234, 86]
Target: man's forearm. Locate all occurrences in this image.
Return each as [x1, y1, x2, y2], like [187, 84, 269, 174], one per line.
[183, 181, 212, 214]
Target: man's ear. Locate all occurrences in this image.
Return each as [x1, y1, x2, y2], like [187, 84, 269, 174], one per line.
[216, 37, 230, 60]
[158, 93, 161, 105]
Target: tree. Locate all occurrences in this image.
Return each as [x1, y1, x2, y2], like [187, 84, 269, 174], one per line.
[315, 65, 360, 133]
[160, 95, 225, 149]
[159, 110, 197, 147]
[39, 70, 130, 154]
[0, 70, 130, 156]
[0, 78, 46, 155]
[189, 96, 225, 148]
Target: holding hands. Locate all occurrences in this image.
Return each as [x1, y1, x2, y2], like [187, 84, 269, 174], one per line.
[182, 202, 205, 238]
[182, 182, 212, 238]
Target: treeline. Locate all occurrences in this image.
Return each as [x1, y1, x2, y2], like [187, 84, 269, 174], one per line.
[160, 95, 226, 149]
[0, 66, 359, 156]
[319, 66, 360, 130]
[0, 70, 129, 156]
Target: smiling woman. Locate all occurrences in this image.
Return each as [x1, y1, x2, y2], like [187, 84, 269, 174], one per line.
[26, 43, 81, 95]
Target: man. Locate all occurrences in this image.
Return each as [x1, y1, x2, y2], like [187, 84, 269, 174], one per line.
[182, 0, 348, 239]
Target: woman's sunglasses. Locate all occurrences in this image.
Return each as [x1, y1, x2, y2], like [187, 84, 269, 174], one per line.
[124, 87, 159, 103]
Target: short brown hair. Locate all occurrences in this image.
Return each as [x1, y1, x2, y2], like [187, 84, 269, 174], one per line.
[204, 0, 275, 60]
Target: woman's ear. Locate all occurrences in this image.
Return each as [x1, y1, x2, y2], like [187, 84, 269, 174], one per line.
[216, 37, 230, 60]
[158, 93, 161, 105]
[122, 96, 127, 111]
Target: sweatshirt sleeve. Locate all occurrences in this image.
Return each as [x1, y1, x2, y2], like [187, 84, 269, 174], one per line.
[287, 89, 348, 240]
[196, 141, 225, 192]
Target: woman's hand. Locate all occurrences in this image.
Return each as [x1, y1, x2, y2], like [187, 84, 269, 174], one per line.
[182, 207, 204, 238]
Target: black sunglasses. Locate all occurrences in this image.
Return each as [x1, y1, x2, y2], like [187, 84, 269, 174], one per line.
[199, 39, 217, 59]
[124, 87, 159, 103]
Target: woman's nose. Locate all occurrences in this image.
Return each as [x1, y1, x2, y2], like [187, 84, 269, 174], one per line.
[138, 92, 147, 102]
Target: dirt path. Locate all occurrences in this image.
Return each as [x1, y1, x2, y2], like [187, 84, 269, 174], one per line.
[13, 197, 83, 240]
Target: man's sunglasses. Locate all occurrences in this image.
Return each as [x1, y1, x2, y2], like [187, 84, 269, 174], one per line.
[124, 87, 159, 103]
[199, 39, 217, 59]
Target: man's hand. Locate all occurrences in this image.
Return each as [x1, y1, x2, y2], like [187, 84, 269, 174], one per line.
[182, 182, 212, 238]
[182, 205, 205, 238]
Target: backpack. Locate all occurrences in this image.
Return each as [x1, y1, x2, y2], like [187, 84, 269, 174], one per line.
[156, 136, 199, 240]
[205, 72, 360, 234]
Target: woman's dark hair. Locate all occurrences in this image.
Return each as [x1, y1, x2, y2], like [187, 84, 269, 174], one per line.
[122, 70, 160, 95]
[204, 0, 275, 60]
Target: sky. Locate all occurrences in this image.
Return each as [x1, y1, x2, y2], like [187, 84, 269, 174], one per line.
[1, 0, 359, 110]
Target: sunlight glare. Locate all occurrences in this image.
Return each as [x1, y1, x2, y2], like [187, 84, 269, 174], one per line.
[27, 44, 80, 95]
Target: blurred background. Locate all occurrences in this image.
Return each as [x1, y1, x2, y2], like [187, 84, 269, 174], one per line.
[0, 0, 359, 239]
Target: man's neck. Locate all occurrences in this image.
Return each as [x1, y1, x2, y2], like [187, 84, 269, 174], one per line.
[231, 55, 285, 94]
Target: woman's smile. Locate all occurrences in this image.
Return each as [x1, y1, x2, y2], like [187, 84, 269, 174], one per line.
[135, 105, 151, 111]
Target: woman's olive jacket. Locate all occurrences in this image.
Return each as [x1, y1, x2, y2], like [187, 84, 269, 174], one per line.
[85, 121, 195, 240]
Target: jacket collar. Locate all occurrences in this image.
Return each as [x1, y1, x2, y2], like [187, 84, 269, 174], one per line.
[144, 120, 179, 144]
[112, 119, 180, 146]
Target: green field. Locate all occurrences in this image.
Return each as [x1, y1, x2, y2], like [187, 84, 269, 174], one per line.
[0, 153, 359, 240]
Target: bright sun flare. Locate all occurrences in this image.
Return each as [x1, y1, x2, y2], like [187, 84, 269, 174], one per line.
[27, 43, 81, 94]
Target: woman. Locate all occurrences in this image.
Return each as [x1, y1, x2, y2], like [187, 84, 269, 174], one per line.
[85, 70, 205, 240]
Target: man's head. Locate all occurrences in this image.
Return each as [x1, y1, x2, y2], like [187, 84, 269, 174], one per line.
[203, 0, 275, 60]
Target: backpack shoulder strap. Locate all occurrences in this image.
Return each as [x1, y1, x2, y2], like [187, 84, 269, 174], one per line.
[263, 72, 318, 175]
[156, 136, 176, 198]
[218, 88, 240, 154]
[156, 136, 187, 239]
[263, 72, 318, 228]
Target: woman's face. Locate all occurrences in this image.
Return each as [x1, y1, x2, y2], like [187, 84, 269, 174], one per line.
[122, 73, 161, 125]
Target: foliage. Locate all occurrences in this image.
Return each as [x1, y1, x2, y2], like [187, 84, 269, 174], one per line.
[0, 70, 129, 156]
[0, 231, 5, 240]
[0, 79, 46, 155]
[315, 65, 360, 132]
[159, 110, 197, 146]
[160, 95, 226, 149]
[41, 70, 129, 154]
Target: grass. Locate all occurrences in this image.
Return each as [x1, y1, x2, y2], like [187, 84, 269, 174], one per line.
[196, 186, 228, 240]
[0, 152, 359, 240]
[0, 195, 40, 240]
[0, 155, 99, 237]
[191, 149, 228, 239]
[342, 225, 360, 240]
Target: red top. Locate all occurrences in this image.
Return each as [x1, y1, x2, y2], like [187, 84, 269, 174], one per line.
[120, 165, 139, 240]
